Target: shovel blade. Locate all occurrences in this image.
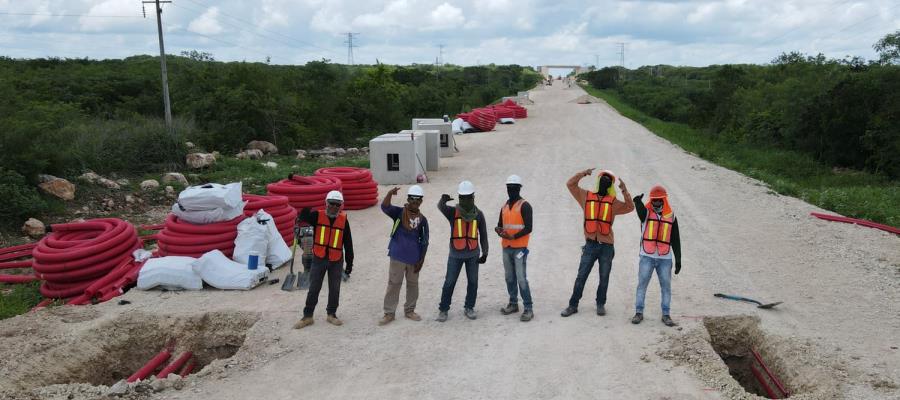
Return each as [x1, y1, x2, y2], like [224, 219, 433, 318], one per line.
[281, 274, 296, 291]
[757, 301, 782, 309]
[297, 271, 311, 290]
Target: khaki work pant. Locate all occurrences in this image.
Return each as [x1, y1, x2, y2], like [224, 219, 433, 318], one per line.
[383, 259, 419, 315]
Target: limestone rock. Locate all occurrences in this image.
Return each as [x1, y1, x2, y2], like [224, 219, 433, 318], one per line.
[236, 149, 264, 160]
[165, 186, 175, 197]
[21, 218, 45, 238]
[262, 161, 278, 169]
[161, 173, 189, 186]
[38, 176, 75, 201]
[116, 178, 130, 186]
[185, 141, 195, 149]
[186, 153, 216, 169]
[97, 178, 121, 190]
[140, 179, 160, 191]
[78, 172, 101, 183]
[334, 148, 347, 156]
[247, 140, 278, 154]
[346, 147, 360, 155]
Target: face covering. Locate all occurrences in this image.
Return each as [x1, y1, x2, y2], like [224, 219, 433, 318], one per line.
[652, 202, 663, 214]
[597, 175, 612, 195]
[506, 184, 521, 202]
[457, 195, 477, 220]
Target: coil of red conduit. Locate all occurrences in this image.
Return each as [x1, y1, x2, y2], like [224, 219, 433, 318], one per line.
[156, 193, 298, 257]
[501, 99, 528, 118]
[31, 218, 141, 300]
[468, 108, 497, 132]
[266, 175, 342, 212]
[0, 242, 38, 284]
[488, 106, 516, 120]
[314, 167, 379, 210]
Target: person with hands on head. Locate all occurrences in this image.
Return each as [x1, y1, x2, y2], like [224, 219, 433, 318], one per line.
[378, 185, 430, 326]
[293, 190, 354, 329]
[436, 181, 489, 322]
[495, 174, 535, 322]
[631, 185, 682, 327]
[561, 168, 634, 318]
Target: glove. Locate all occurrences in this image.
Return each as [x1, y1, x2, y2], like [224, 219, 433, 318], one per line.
[674, 262, 681, 275]
[342, 263, 352, 281]
[634, 193, 644, 203]
[440, 194, 454, 203]
[478, 253, 488, 264]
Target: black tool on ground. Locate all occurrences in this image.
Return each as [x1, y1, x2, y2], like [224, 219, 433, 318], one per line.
[297, 225, 313, 290]
[281, 225, 300, 291]
[268, 278, 280, 285]
[714, 293, 783, 309]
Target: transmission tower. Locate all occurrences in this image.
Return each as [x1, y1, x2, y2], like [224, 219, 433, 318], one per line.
[616, 42, 626, 68]
[345, 32, 359, 65]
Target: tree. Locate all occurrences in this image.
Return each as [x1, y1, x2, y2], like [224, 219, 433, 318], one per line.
[874, 30, 900, 65]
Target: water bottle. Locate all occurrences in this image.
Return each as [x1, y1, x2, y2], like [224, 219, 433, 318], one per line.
[248, 251, 259, 270]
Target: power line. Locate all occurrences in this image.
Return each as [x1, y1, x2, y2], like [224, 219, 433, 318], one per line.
[172, 28, 271, 59]
[0, 11, 141, 18]
[751, 0, 852, 50]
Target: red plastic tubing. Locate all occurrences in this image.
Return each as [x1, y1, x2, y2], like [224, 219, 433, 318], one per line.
[810, 212, 900, 235]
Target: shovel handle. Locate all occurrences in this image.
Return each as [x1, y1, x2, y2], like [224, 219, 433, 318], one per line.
[714, 293, 762, 305]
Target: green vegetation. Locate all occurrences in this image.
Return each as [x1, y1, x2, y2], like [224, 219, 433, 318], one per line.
[0, 281, 42, 320]
[582, 85, 900, 227]
[0, 55, 539, 225]
[191, 155, 370, 195]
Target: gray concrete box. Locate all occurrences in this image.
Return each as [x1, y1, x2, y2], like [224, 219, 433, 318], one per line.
[411, 118, 444, 130]
[400, 129, 439, 171]
[369, 133, 425, 185]
[416, 122, 454, 158]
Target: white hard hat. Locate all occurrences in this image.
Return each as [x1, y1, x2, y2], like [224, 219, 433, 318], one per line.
[407, 185, 424, 197]
[325, 190, 344, 202]
[506, 175, 522, 185]
[457, 180, 475, 195]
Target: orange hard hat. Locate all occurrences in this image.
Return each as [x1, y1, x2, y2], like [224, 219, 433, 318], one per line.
[649, 185, 668, 199]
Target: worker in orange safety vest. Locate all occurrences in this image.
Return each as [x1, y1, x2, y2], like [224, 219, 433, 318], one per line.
[631, 185, 682, 327]
[495, 174, 534, 322]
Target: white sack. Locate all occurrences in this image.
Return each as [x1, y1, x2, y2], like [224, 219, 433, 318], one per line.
[192, 250, 268, 290]
[233, 214, 269, 266]
[171, 201, 245, 224]
[137, 256, 203, 290]
[499, 117, 516, 124]
[177, 182, 243, 210]
[461, 120, 475, 133]
[256, 209, 293, 268]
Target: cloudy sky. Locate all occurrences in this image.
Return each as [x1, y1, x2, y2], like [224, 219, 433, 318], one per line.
[1, 0, 897, 68]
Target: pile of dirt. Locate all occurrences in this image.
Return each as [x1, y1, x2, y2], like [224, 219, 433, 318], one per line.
[568, 94, 603, 104]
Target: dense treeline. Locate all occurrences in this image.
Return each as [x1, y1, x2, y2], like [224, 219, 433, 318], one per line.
[581, 33, 900, 179]
[0, 55, 539, 222]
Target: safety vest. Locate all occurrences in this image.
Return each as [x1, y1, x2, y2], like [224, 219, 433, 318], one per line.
[501, 199, 530, 248]
[584, 192, 615, 235]
[312, 212, 347, 262]
[641, 210, 674, 255]
[451, 209, 479, 251]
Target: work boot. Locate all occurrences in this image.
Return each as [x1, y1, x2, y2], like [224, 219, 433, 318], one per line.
[405, 311, 421, 321]
[596, 305, 607, 316]
[464, 308, 477, 320]
[378, 313, 395, 326]
[631, 313, 644, 324]
[500, 303, 519, 315]
[661, 315, 677, 327]
[560, 306, 578, 317]
[326, 314, 343, 326]
[520, 309, 534, 322]
[293, 317, 314, 329]
[436, 311, 448, 322]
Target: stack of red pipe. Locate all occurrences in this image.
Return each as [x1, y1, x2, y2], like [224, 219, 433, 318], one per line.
[31, 218, 142, 301]
[266, 175, 342, 212]
[314, 167, 379, 210]
[468, 108, 497, 132]
[157, 193, 298, 258]
[501, 99, 528, 118]
[487, 105, 516, 119]
[0, 242, 37, 284]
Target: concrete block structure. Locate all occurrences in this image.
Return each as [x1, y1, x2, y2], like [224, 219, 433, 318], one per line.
[401, 129, 440, 171]
[368, 133, 425, 185]
[416, 121, 454, 158]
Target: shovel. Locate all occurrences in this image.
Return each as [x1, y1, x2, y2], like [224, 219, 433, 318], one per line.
[296, 225, 312, 290]
[714, 293, 783, 309]
[280, 226, 300, 291]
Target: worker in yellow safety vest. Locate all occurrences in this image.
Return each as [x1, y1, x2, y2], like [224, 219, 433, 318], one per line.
[495, 175, 534, 322]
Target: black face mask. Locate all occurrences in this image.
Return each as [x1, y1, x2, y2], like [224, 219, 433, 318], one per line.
[506, 184, 521, 201]
[597, 175, 612, 195]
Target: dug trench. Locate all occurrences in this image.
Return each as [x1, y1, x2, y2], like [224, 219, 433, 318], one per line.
[0, 309, 259, 396]
[660, 315, 844, 399]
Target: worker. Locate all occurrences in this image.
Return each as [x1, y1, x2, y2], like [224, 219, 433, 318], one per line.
[378, 185, 430, 326]
[436, 180, 488, 322]
[495, 175, 534, 322]
[561, 169, 634, 317]
[293, 190, 354, 329]
[631, 185, 681, 327]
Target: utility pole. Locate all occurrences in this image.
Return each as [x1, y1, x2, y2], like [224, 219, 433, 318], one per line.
[594, 54, 599, 69]
[344, 32, 359, 65]
[437, 44, 444, 66]
[143, 0, 173, 135]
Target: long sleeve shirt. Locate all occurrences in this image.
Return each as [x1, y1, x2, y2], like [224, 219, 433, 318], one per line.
[634, 199, 682, 267]
[496, 199, 533, 239]
[566, 172, 634, 245]
[438, 198, 489, 259]
[298, 209, 354, 264]
[381, 204, 430, 265]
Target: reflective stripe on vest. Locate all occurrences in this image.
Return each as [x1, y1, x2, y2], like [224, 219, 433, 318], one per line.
[584, 192, 615, 235]
[501, 199, 530, 248]
[641, 210, 673, 255]
[451, 209, 479, 251]
[312, 212, 346, 262]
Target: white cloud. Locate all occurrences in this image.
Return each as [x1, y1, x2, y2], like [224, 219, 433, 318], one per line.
[188, 6, 224, 35]
[427, 3, 464, 31]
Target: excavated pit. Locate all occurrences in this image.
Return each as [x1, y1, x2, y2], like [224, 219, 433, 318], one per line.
[704, 316, 793, 399]
[3, 311, 258, 392]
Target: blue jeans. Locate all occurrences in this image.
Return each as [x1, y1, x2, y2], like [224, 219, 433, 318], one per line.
[439, 256, 479, 311]
[635, 255, 672, 315]
[502, 247, 533, 310]
[568, 241, 615, 308]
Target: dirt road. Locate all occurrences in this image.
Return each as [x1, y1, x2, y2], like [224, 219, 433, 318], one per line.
[2, 80, 898, 400]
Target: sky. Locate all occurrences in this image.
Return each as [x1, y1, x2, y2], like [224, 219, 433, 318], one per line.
[0, 0, 897, 68]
